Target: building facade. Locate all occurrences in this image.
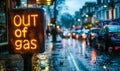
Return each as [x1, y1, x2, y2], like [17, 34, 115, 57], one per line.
[78, 2, 96, 28]
[78, 0, 120, 28]
[96, 0, 120, 25]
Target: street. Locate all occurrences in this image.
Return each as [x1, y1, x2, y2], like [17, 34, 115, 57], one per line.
[0, 0, 120, 71]
[1, 35, 120, 71]
[47, 36, 120, 71]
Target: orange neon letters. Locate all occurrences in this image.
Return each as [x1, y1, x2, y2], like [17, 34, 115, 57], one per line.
[15, 39, 37, 50]
[13, 14, 38, 51]
[13, 14, 38, 27]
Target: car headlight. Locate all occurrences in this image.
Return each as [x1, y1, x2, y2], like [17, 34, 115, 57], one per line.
[76, 34, 79, 39]
[72, 33, 76, 36]
[90, 33, 95, 37]
[82, 33, 87, 39]
[68, 33, 71, 36]
[63, 33, 66, 36]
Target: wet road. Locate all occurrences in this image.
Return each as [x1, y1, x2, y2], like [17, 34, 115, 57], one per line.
[0, 36, 120, 71]
[61, 38, 120, 71]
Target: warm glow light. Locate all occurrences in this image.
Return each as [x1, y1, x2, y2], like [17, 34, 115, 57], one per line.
[72, 33, 76, 36]
[90, 48, 96, 66]
[48, 23, 54, 27]
[82, 33, 87, 39]
[76, 34, 79, 39]
[22, 15, 30, 26]
[15, 29, 22, 38]
[15, 40, 22, 50]
[46, 2, 52, 5]
[103, 5, 107, 8]
[91, 33, 95, 37]
[14, 15, 22, 27]
[21, 1, 26, 4]
[109, 9, 112, 20]
[31, 39, 37, 49]
[68, 33, 71, 36]
[77, 19, 81, 22]
[15, 27, 28, 38]
[86, 15, 88, 17]
[31, 14, 38, 26]
[45, 66, 49, 71]
[15, 39, 37, 50]
[13, 14, 39, 51]
[22, 27, 28, 38]
[103, 65, 107, 69]
[56, 26, 60, 29]
[10, 9, 46, 54]
[36, 0, 53, 5]
[13, 14, 38, 27]
[23, 40, 30, 50]
[73, 25, 75, 28]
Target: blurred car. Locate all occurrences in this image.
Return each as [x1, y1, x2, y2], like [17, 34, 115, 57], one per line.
[80, 28, 89, 40]
[71, 31, 77, 38]
[62, 30, 71, 38]
[74, 30, 82, 39]
[87, 28, 100, 47]
[97, 25, 120, 52]
[75, 28, 89, 40]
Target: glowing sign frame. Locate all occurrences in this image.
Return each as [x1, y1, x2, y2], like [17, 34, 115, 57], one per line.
[9, 8, 45, 54]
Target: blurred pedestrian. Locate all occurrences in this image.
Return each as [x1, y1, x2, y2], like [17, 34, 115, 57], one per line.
[46, 29, 50, 39]
[51, 27, 57, 42]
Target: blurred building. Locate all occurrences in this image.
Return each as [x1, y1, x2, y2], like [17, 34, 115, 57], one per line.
[74, 11, 81, 25]
[0, 0, 9, 53]
[96, 0, 120, 26]
[114, 0, 120, 23]
[79, 2, 96, 28]
[77, 0, 120, 29]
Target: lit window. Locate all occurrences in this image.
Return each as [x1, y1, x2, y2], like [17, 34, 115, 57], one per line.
[119, 7, 120, 18]
[101, 0, 103, 3]
[108, 0, 110, 3]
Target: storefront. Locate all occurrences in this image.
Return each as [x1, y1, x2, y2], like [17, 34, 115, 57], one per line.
[0, 0, 9, 53]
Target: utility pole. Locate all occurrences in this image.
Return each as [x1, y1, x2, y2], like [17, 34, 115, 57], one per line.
[52, 0, 57, 42]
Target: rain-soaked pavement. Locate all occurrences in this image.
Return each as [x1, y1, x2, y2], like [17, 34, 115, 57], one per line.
[60, 37, 120, 71]
[43, 35, 120, 71]
[0, 35, 120, 71]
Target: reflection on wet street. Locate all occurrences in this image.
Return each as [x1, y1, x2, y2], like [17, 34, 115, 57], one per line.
[90, 48, 96, 66]
[62, 38, 120, 71]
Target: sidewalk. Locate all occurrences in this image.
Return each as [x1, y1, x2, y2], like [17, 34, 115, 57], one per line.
[45, 35, 69, 71]
[0, 52, 24, 71]
[0, 35, 67, 71]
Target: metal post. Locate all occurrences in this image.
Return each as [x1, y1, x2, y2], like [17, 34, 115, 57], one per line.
[22, 53, 33, 71]
[52, 0, 57, 42]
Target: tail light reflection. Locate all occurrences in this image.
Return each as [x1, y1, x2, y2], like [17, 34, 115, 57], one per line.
[90, 48, 96, 66]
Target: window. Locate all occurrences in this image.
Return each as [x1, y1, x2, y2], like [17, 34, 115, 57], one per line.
[0, 0, 8, 45]
[119, 7, 120, 18]
[101, 0, 103, 3]
[108, 0, 110, 3]
[106, 11, 109, 19]
[115, 8, 118, 18]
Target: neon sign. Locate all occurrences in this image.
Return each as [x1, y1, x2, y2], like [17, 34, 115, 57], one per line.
[9, 8, 45, 54]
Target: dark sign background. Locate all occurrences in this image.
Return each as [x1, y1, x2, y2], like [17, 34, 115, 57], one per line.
[9, 8, 45, 54]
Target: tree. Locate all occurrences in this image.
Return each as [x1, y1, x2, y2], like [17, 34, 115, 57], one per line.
[60, 13, 74, 28]
[49, 0, 67, 20]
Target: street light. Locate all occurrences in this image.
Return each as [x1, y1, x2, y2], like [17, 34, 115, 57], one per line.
[77, 19, 81, 22]
[86, 14, 88, 17]
[103, 5, 107, 8]
[36, 0, 54, 5]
